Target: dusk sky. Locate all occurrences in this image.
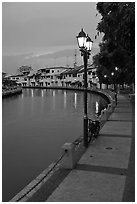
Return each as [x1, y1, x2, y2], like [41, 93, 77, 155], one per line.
[2, 2, 102, 74]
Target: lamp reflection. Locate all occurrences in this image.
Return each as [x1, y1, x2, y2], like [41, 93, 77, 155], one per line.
[53, 90, 55, 97]
[31, 89, 34, 98]
[64, 91, 67, 108]
[41, 90, 44, 98]
[95, 101, 99, 115]
[21, 93, 24, 99]
[74, 92, 77, 109]
[52, 90, 55, 109]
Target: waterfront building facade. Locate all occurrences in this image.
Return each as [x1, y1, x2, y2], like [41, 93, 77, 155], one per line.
[5, 64, 100, 88]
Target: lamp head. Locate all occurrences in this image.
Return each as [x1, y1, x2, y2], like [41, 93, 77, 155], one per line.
[76, 28, 87, 49]
[86, 35, 93, 51]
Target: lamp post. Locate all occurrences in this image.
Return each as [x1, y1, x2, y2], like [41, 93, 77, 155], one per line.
[76, 28, 93, 147]
[104, 75, 108, 89]
[111, 72, 115, 90]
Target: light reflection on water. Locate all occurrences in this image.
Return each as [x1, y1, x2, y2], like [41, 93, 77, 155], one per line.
[2, 89, 108, 201]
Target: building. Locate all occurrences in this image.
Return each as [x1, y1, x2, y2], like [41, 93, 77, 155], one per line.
[60, 64, 99, 88]
[35, 66, 71, 87]
[6, 64, 99, 88]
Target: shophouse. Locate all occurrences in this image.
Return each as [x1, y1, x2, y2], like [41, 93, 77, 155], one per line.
[36, 66, 72, 87]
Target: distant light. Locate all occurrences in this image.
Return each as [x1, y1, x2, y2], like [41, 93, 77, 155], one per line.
[115, 67, 118, 71]
[111, 72, 114, 76]
[104, 75, 107, 78]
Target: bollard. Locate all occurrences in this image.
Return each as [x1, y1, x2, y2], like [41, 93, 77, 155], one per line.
[61, 143, 75, 169]
[108, 104, 112, 112]
[60, 141, 85, 169]
[112, 99, 116, 108]
[105, 108, 109, 120]
[101, 109, 105, 121]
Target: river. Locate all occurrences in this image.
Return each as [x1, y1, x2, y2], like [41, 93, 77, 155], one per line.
[2, 88, 108, 201]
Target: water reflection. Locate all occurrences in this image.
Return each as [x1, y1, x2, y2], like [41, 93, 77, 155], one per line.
[3, 88, 108, 202]
[21, 93, 24, 99]
[52, 90, 56, 109]
[95, 101, 99, 115]
[41, 90, 44, 98]
[74, 92, 77, 109]
[64, 91, 67, 108]
[31, 89, 34, 98]
[52, 90, 55, 97]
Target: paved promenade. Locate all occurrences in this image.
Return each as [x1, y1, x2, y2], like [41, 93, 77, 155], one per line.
[45, 94, 135, 202]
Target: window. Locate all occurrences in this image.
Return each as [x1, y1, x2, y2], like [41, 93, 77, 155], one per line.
[73, 73, 77, 77]
[52, 70, 54, 73]
[46, 70, 50, 74]
[92, 72, 95, 76]
[51, 76, 53, 79]
[69, 74, 71, 77]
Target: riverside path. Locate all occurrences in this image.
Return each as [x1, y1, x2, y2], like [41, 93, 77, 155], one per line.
[12, 93, 135, 202]
[46, 93, 135, 202]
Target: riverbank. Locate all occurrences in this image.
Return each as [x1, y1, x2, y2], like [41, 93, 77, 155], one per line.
[2, 87, 22, 97]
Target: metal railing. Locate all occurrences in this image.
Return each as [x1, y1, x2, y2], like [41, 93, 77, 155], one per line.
[87, 118, 100, 144]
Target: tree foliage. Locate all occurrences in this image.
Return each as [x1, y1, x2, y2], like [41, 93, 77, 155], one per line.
[18, 65, 32, 74]
[93, 2, 135, 85]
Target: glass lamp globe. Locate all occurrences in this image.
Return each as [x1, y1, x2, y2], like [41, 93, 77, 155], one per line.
[76, 28, 87, 49]
[86, 35, 93, 51]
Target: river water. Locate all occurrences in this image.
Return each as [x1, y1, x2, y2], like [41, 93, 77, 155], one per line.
[2, 88, 108, 201]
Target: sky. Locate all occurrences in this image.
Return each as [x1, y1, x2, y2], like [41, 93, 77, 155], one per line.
[2, 2, 102, 74]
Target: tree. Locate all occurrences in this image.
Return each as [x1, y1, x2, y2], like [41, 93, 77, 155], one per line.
[93, 2, 135, 91]
[17, 65, 32, 75]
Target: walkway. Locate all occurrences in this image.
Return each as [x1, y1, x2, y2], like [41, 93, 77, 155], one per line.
[45, 94, 135, 202]
[25, 93, 135, 202]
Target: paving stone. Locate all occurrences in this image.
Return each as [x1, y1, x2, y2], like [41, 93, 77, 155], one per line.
[47, 170, 126, 202]
[108, 112, 132, 121]
[79, 136, 131, 169]
[100, 121, 132, 136]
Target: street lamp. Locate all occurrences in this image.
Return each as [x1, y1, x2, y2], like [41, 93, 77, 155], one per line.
[77, 28, 93, 147]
